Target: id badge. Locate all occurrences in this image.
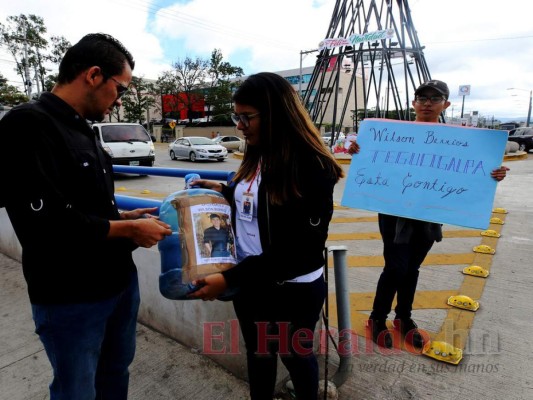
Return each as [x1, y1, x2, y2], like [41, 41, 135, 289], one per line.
[239, 192, 254, 222]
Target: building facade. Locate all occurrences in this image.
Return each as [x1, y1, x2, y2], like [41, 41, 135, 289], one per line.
[276, 65, 364, 132]
[110, 65, 364, 133]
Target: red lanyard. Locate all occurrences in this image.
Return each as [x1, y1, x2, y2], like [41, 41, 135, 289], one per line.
[247, 163, 261, 192]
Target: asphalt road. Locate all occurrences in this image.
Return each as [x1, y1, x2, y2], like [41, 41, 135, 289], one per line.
[112, 143, 242, 198]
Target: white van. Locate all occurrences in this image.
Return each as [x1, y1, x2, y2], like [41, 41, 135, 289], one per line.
[92, 122, 155, 167]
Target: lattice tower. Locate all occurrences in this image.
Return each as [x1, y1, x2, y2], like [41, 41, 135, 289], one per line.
[303, 0, 440, 139]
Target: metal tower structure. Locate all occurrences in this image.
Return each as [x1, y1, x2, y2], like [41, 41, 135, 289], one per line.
[303, 0, 437, 139]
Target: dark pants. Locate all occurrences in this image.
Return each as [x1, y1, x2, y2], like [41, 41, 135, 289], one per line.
[370, 214, 435, 321]
[211, 249, 230, 257]
[233, 276, 326, 400]
[31, 272, 140, 400]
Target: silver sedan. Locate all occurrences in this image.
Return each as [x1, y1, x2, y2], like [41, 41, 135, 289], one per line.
[168, 136, 228, 162]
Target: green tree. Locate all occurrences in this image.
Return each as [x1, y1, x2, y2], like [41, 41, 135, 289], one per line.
[209, 81, 236, 124]
[108, 107, 121, 123]
[43, 35, 71, 90]
[121, 76, 156, 124]
[205, 49, 244, 123]
[0, 14, 47, 96]
[157, 56, 209, 122]
[47, 35, 71, 65]
[0, 73, 28, 105]
[0, 14, 70, 96]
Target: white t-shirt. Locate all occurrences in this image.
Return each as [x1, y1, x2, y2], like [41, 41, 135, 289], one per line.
[234, 172, 262, 262]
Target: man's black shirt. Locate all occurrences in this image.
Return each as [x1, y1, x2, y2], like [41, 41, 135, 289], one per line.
[0, 93, 137, 304]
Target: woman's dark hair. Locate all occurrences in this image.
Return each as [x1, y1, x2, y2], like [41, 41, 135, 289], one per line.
[57, 33, 135, 84]
[232, 72, 344, 205]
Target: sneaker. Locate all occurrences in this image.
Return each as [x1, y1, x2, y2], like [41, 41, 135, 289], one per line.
[394, 318, 424, 349]
[367, 318, 393, 349]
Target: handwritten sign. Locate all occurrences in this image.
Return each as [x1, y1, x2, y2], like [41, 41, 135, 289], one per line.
[341, 119, 508, 229]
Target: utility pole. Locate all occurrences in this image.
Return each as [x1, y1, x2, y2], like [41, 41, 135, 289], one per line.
[160, 86, 165, 121]
[22, 23, 32, 98]
[507, 87, 531, 127]
[33, 66, 41, 96]
[527, 90, 532, 127]
[299, 49, 317, 99]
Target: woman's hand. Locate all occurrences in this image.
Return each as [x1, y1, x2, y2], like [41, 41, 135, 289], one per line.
[189, 179, 223, 193]
[188, 273, 228, 301]
[491, 166, 510, 182]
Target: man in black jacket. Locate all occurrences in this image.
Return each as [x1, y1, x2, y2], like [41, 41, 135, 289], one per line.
[0, 33, 171, 399]
[203, 213, 232, 257]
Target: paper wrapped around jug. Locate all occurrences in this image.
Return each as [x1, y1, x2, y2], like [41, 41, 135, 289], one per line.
[158, 188, 238, 300]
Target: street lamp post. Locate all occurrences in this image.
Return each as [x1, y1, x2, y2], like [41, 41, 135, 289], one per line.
[299, 49, 318, 98]
[507, 88, 532, 127]
[526, 90, 533, 126]
[159, 86, 166, 122]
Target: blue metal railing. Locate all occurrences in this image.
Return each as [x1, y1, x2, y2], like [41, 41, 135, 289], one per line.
[113, 165, 235, 214]
[113, 165, 235, 181]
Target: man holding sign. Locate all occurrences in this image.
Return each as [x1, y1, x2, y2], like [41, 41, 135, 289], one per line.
[347, 80, 508, 349]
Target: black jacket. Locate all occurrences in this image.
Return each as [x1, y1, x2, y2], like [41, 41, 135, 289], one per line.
[0, 93, 137, 304]
[220, 154, 336, 287]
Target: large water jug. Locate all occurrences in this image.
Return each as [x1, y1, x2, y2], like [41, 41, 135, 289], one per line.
[158, 176, 238, 300]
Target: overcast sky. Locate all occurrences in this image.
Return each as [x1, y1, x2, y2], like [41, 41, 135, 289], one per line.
[1, 0, 532, 120]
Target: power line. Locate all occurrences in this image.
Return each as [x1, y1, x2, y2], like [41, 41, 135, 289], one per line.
[0, 57, 18, 64]
[0, 35, 47, 46]
[426, 34, 533, 45]
[112, 0, 298, 52]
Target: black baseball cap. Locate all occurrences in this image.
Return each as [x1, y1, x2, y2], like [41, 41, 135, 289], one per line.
[209, 213, 220, 219]
[415, 80, 450, 99]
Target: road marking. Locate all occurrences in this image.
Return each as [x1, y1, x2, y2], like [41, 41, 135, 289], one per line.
[331, 216, 378, 223]
[328, 290, 459, 340]
[328, 253, 476, 268]
[328, 230, 482, 241]
[326, 211, 506, 356]
[115, 189, 168, 198]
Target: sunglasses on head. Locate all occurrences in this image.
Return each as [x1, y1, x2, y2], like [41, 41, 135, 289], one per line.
[230, 112, 260, 128]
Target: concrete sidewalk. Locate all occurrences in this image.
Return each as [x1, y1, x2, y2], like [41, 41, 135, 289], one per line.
[0, 253, 251, 400]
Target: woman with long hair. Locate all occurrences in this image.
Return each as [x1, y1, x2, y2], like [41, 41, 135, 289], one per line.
[189, 72, 344, 400]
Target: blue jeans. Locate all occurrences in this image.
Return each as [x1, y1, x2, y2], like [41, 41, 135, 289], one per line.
[31, 272, 140, 400]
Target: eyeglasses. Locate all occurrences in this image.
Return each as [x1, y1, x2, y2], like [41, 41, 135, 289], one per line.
[107, 76, 129, 99]
[415, 95, 445, 104]
[231, 112, 260, 128]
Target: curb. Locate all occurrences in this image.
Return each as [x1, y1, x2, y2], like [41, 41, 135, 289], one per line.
[234, 151, 527, 164]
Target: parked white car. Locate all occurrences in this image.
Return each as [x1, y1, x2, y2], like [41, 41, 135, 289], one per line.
[212, 135, 245, 152]
[321, 131, 346, 147]
[168, 136, 227, 162]
[91, 122, 155, 166]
